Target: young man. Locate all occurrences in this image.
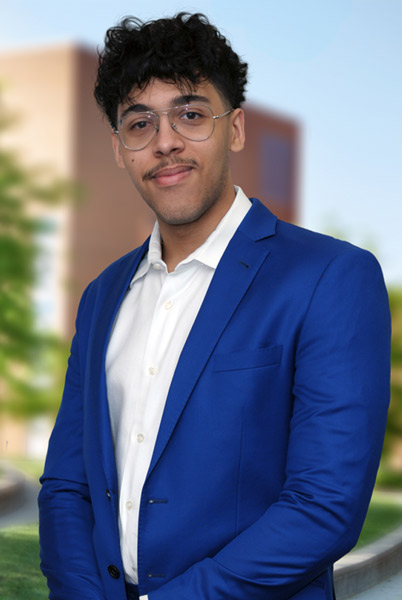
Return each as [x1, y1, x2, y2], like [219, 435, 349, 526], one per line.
[38, 13, 391, 600]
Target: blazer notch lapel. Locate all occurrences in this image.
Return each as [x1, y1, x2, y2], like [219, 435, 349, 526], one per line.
[147, 226, 272, 477]
[88, 240, 150, 482]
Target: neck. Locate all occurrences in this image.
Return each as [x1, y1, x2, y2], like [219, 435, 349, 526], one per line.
[159, 188, 236, 272]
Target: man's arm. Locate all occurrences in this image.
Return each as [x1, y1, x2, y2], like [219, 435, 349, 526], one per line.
[38, 287, 107, 600]
[148, 247, 391, 600]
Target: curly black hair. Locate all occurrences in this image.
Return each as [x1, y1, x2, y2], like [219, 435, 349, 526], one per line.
[94, 12, 248, 129]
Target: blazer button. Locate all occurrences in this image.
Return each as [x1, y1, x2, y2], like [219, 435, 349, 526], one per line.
[107, 565, 120, 579]
[106, 489, 111, 501]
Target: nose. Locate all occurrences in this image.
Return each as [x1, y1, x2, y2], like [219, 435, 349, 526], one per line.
[152, 112, 185, 156]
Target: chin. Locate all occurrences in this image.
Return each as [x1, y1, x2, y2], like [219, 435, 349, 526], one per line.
[156, 204, 209, 227]
[160, 213, 202, 227]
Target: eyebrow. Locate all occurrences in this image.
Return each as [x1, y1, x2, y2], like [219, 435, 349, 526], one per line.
[119, 94, 211, 122]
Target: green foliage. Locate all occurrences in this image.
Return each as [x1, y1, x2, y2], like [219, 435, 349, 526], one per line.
[1, 495, 401, 600]
[0, 102, 73, 418]
[355, 492, 402, 549]
[2, 456, 45, 481]
[376, 467, 402, 489]
[381, 288, 402, 469]
[0, 523, 48, 599]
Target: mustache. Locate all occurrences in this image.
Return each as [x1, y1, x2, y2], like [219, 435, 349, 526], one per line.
[143, 158, 198, 181]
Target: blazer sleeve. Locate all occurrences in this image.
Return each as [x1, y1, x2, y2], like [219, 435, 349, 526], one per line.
[38, 285, 106, 600]
[148, 247, 391, 600]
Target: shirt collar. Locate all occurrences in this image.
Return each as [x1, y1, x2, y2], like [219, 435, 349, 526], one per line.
[130, 186, 251, 286]
[187, 186, 251, 269]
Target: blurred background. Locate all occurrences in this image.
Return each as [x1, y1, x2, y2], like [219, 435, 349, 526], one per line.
[0, 0, 401, 562]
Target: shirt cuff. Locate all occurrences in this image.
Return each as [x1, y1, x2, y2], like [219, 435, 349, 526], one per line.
[139, 595, 148, 600]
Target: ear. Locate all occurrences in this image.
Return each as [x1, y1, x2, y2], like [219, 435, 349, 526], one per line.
[111, 131, 126, 169]
[229, 108, 245, 153]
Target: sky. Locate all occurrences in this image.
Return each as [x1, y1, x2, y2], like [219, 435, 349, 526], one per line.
[1, 0, 401, 284]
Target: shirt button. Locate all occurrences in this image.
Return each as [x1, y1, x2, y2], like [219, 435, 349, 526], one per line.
[164, 300, 173, 310]
[153, 263, 162, 270]
[148, 366, 158, 376]
[126, 500, 133, 510]
[137, 433, 145, 443]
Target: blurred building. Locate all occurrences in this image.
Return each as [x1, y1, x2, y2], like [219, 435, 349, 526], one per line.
[0, 44, 298, 337]
[0, 45, 298, 456]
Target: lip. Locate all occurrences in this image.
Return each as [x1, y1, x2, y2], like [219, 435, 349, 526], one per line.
[151, 165, 194, 187]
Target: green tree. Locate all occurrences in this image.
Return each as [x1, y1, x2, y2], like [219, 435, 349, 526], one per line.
[0, 104, 74, 418]
[385, 290, 402, 457]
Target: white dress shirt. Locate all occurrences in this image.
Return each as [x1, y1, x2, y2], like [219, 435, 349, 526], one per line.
[105, 186, 251, 588]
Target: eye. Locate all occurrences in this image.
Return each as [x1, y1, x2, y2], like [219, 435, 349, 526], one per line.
[124, 114, 155, 133]
[177, 106, 208, 123]
[131, 119, 152, 131]
[183, 110, 202, 120]
[133, 120, 149, 130]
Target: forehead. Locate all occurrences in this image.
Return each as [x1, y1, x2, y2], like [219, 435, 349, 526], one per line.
[118, 78, 225, 114]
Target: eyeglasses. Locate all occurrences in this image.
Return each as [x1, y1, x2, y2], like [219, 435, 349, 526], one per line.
[113, 104, 234, 151]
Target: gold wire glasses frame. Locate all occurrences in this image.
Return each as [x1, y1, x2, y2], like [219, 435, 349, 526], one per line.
[113, 104, 234, 151]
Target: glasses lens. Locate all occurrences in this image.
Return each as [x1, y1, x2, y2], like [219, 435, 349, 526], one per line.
[120, 112, 157, 150]
[171, 105, 214, 141]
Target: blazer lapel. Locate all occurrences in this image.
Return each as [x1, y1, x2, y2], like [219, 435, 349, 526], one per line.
[89, 241, 150, 484]
[148, 199, 277, 476]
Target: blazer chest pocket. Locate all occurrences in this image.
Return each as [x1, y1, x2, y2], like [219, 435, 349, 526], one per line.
[213, 345, 283, 372]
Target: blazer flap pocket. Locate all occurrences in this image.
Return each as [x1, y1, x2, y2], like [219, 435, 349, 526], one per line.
[214, 345, 283, 372]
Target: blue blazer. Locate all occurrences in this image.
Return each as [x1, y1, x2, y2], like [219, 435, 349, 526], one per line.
[39, 199, 391, 600]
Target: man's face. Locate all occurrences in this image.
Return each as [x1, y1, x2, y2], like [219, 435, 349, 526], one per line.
[112, 79, 245, 233]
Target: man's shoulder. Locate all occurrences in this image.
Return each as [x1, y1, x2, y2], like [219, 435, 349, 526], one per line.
[246, 198, 382, 275]
[277, 217, 359, 254]
[82, 239, 149, 301]
[254, 199, 373, 256]
[284, 219, 380, 268]
[99, 242, 148, 280]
